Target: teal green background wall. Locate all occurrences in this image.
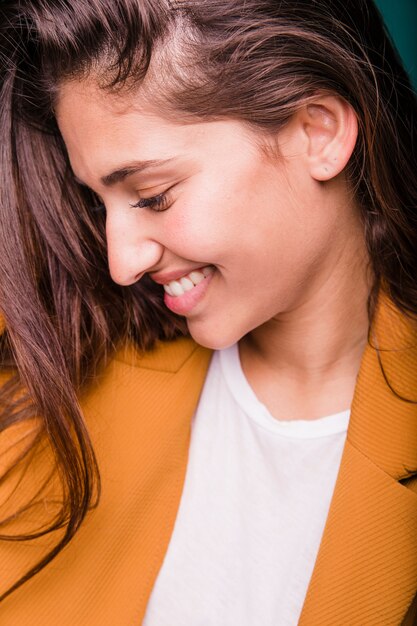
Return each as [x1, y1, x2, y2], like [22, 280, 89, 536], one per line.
[375, 0, 417, 89]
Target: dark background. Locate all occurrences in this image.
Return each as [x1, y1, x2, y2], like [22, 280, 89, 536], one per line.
[375, 0, 417, 89]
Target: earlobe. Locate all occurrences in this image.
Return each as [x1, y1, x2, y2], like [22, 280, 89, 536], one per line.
[302, 96, 358, 181]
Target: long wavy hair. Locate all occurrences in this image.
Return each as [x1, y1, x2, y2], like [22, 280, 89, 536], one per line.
[0, 0, 416, 599]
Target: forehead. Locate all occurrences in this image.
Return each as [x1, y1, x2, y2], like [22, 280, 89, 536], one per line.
[56, 80, 190, 184]
[56, 79, 177, 157]
[55, 79, 265, 184]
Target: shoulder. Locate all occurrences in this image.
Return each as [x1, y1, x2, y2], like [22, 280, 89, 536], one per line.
[112, 335, 213, 374]
[80, 336, 214, 429]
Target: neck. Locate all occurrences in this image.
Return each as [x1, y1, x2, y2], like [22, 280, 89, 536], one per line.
[239, 223, 372, 420]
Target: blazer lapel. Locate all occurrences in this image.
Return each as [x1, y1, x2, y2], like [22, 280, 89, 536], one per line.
[299, 295, 417, 625]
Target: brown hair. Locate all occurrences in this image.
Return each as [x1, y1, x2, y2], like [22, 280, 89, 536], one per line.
[0, 0, 416, 598]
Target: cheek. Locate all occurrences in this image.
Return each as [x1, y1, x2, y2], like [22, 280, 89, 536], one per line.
[162, 194, 227, 261]
[163, 210, 209, 255]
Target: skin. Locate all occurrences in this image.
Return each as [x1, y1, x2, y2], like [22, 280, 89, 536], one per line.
[56, 79, 372, 421]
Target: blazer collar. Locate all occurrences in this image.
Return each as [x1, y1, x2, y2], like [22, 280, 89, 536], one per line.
[299, 293, 417, 624]
[1, 293, 416, 623]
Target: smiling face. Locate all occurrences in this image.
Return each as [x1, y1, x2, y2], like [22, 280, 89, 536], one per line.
[56, 79, 362, 350]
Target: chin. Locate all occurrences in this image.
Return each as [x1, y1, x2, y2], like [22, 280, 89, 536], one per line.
[186, 320, 241, 351]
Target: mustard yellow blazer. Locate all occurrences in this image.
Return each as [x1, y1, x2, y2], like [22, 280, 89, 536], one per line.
[0, 294, 416, 625]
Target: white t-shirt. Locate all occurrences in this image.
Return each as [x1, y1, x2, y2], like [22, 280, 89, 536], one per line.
[143, 343, 350, 626]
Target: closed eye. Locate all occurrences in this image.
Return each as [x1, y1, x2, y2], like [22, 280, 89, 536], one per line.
[129, 192, 170, 212]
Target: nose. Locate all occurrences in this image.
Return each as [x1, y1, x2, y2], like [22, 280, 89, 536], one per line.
[105, 211, 164, 286]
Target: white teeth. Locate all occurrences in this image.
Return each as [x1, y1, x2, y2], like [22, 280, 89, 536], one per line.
[179, 277, 195, 291]
[169, 281, 184, 296]
[163, 266, 214, 297]
[188, 271, 205, 285]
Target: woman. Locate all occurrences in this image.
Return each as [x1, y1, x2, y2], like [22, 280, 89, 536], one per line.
[0, 0, 416, 624]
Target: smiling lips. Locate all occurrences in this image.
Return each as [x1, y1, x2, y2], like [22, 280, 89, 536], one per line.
[148, 264, 216, 315]
[162, 266, 214, 297]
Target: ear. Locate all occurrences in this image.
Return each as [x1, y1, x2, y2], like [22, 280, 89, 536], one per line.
[299, 95, 358, 181]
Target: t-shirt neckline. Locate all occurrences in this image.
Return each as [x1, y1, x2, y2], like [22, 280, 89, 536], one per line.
[218, 342, 350, 439]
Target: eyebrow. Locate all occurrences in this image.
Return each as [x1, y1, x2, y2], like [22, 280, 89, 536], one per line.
[74, 157, 178, 188]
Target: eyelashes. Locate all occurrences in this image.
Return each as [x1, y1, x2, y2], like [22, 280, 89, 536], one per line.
[129, 192, 170, 212]
[89, 192, 171, 214]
